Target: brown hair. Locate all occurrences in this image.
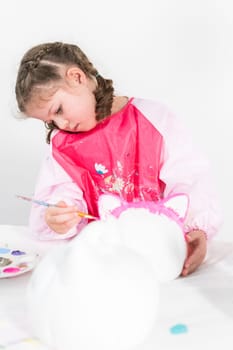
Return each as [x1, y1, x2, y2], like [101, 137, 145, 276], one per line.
[15, 42, 114, 143]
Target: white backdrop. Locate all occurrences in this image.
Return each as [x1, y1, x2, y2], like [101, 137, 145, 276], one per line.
[0, 0, 232, 240]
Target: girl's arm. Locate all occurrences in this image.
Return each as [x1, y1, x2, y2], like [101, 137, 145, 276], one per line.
[159, 109, 222, 239]
[133, 98, 223, 276]
[132, 98, 223, 239]
[29, 145, 88, 240]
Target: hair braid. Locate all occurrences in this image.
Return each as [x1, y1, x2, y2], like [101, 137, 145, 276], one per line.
[94, 75, 114, 121]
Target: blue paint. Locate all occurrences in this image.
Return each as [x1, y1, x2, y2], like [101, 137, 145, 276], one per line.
[170, 323, 188, 335]
[0, 247, 11, 254]
[11, 250, 26, 256]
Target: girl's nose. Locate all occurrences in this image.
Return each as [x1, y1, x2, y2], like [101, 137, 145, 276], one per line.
[55, 117, 69, 130]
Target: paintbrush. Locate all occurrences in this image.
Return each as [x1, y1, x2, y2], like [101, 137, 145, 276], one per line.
[16, 194, 98, 220]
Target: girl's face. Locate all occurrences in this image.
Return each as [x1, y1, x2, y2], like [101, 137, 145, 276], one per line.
[26, 67, 98, 132]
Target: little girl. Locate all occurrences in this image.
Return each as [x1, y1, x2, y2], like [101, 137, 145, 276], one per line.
[15, 41, 222, 276]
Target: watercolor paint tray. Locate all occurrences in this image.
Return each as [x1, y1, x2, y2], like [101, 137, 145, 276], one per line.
[0, 245, 39, 278]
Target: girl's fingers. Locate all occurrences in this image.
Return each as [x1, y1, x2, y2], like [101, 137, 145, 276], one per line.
[185, 248, 205, 266]
[50, 212, 78, 224]
[48, 206, 78, 216]
[186, 230, 206, 242]
[182, 231, 207, 276]
[55, 218, 80, 234]
[182, 264, 196, 276]
[182, 251, 206, 276]
[45, 203, 81, 233]
[49, 216, 82, 234]
[56, 200, 68, 208]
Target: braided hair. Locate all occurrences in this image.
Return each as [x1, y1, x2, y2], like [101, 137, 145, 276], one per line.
[15, 42, 114, 143]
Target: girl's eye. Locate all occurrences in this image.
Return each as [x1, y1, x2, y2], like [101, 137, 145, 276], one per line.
[56, 106, 62, 115]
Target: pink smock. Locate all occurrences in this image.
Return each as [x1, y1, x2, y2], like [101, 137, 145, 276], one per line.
[52, 99, 165, 217]
[29, 98, 223, 240]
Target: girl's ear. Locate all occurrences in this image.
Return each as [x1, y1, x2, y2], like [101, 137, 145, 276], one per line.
[66, 66, 87, 85]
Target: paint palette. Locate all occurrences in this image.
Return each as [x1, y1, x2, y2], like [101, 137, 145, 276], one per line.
[0, 245, 39, 278]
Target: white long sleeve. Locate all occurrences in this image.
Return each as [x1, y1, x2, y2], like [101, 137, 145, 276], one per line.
[29, 144, 88, 240]
[132, 98, 222, 238]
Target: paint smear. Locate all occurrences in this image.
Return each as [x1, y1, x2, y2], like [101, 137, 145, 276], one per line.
[170, 323, 188, 334]
[0, 248, 11, 254]
[11, 250, 26, 256]
[0, 257, 12, 267]
[3, 267, 21, 274]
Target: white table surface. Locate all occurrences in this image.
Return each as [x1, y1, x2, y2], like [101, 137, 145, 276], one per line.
[0, 225, 65, 349]
[1, 224, 233, 350]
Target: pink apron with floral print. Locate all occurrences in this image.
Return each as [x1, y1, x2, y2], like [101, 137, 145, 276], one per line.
[52, 100, 165, 217]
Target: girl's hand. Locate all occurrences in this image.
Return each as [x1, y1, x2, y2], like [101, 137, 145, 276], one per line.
[181, 230, 207, 276]
[45, 201, 82, 234]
